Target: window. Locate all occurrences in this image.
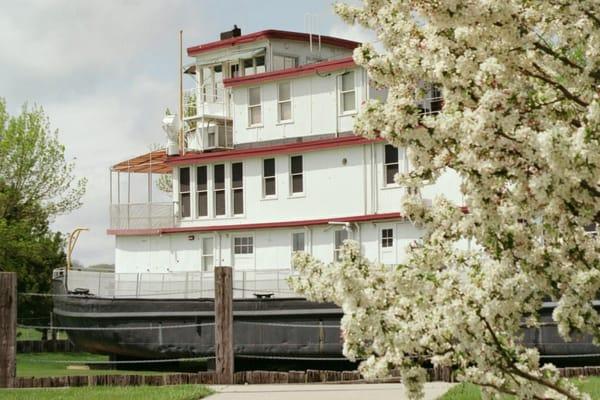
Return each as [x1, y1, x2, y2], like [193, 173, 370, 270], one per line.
[292, 232, 305, 253]
[419, 84, 443, 115]
[242, 56, 265, 76]
[273, 55, 297, 70]
[179, 167, 191, 218]
[277, 82, 292, 122]
[213, 65, 223, 102]
[232, 162, 244, 215]
[230, 63, 240, 78]
[214, 164, 225, 216]
[234, 236, 254, 255]
[585, 223, 598, 237]
[384, 145, 399, 185]
[201, 237, 214, 272]
[340, 71, 356, 113]
[248, 87, 261, 126]
[334, 229, 349, 261]
[290, 155, 303, 194]
[197, 166, 208, 217]
[381, 228, 394, 248]
[263, 158, 276, 197]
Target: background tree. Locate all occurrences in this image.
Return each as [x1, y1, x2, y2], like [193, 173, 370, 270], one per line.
[0, 98, 87, 319]
[292, 1, 599, 399]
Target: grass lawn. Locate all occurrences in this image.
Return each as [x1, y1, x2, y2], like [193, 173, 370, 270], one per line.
[0, 385, 213, 400]
[16, 328, 43, 341]
[17, 353, 190, 378]
[440, 377, 600, 399]
[16, 328, 68, 341]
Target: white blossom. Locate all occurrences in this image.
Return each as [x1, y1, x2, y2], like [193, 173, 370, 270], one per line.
[290, 1, 599, 399]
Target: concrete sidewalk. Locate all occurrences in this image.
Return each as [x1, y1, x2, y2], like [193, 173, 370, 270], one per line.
[207, 382, 454, 399]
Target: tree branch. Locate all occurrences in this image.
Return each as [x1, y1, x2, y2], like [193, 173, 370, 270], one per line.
[520, 65, 588, 108]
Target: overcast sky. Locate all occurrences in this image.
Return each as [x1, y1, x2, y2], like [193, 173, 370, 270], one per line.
[0, 0, 372, 266]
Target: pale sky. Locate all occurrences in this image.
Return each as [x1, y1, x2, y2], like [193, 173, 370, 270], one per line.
[0, 0, 373, 266]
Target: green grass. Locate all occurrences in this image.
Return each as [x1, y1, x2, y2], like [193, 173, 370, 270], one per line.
[17, 353, 187, 378]
[0, 385, 213, 400]
[16, 328, 43, 341]
[440, 377, 600, 399]
[16, 328, 68, 341]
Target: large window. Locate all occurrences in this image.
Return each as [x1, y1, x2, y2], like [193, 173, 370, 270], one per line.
[234, 236, 254, 255]
[197, 166, 208, 217]
[248, 87, 261, 126]
[232, 162, 244, 215]
[201, 237, 214, 272]
[334, 229, 349, 261]
[381, 228, 394, 248]
[273, 55, 297, 71]
[384, 145, 399, 186]
[242, 56, 265, 76]
[292, 232, 305, 253]
[340, 71, 356, 113]
[179, 167, 191, 218]
[214, 164, 225, 216]
[263, 158, 276, 197]
[290, 155, 303, 194]
[278, 82, 292, 122]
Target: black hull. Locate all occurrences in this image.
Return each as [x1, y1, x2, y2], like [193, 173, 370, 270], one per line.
[52, 280, 600, 367]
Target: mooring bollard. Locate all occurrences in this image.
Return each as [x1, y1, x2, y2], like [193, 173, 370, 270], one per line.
[0, 272, 17, 388]
[214, 266, 234, 384]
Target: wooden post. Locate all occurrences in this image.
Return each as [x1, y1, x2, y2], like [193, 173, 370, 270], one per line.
[0, 272, 17, 388]
[214, 266, 233, 384]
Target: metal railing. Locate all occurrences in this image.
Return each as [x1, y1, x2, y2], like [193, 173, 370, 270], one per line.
[183, 83, 230, 120]
[66, 269, 298, 299]
[109, 202, 176, 230]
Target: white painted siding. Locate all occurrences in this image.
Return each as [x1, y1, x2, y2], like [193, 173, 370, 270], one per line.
[231, 67, 365, 144]
[115, 219, 429, 273]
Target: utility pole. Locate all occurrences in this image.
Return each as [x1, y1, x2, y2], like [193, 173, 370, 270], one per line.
[0, 272, 17, 388]
[214, 266, 233, 384]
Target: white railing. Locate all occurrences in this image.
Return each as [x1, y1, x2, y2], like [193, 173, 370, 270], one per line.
[109, 203, 176, 230]
[66, 269, 299, 299]
[183, 83, 230, 120]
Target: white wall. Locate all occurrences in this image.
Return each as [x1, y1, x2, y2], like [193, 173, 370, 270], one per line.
[172, 142, 463, 227]
[231, 67, 365, 144]
[115, 218, 429, 273]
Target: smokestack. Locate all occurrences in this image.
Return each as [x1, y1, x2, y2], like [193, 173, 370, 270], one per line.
[220, 25, 241, 40]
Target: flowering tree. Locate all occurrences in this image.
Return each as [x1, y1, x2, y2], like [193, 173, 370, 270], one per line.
[290, 1, 599, 399]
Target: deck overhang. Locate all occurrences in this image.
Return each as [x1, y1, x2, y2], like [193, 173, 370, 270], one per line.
[111, 150, 171, 174]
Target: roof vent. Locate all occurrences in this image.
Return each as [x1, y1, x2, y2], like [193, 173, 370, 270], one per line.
[220, 25, 241, 40]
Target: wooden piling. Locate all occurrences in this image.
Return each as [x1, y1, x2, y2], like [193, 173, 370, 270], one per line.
[0, 272, 17, 388]
[214, 266, 234, 384]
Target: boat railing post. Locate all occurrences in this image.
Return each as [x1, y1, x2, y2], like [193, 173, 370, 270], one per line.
[98, 271, 102, 296]
[242, 271, 246, 299]
[200, 269, 203, 298]
[136, 273, 141, 298]
[184, 272, 189, 299]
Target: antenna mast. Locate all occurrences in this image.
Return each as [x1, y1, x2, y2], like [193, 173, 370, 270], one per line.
[178, 30, 185, 155]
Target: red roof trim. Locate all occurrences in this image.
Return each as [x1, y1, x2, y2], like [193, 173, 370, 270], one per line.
[223, 57, 356, 88]
[107, 212, 403, 236]
[187, 30, 360, 56]
[166, 135, 384, 167]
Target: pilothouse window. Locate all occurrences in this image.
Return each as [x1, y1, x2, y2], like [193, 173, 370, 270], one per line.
[278, 82, 292, 122]
[273, 55, 297, 71]
[340, 72, 356, 113]
[248, 87, 262, 126]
